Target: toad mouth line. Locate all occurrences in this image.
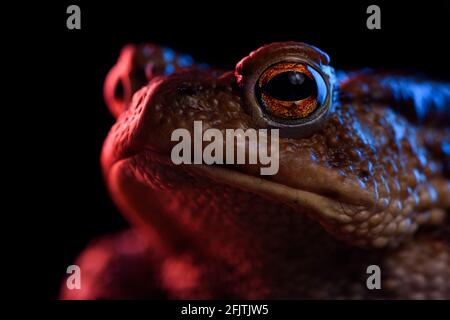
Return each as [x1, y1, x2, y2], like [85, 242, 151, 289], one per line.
[107, 145, 375, 225]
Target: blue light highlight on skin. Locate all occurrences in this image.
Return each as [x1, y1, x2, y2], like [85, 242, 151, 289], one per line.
[367, 160, 373, 172]
[164, 64, 175, 75]
[163, 48, 175, 61]
[412, 168, 423, 184]
[442, 142, 450, 155]
[380, 76, 450, 125]
[356, 178, 367, 189]
[351, 117, 375, 150]
[335, 70, 348, 82]
[178, 55, 194, 67]
[427, 185, 438, 202]
[419, 153, 428, 168]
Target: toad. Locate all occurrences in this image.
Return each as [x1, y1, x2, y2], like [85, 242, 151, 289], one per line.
[62, 42, 450, 299]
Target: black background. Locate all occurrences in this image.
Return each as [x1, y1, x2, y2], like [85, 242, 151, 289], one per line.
[24, 0, 450, 299]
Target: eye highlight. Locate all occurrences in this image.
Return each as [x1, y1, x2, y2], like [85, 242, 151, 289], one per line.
[256, 62, 326, 120]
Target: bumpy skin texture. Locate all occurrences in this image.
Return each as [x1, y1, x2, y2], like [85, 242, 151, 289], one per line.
[62, 42, 450, 299]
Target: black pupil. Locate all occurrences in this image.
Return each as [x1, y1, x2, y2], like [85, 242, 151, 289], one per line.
[262, 71, 316, 101]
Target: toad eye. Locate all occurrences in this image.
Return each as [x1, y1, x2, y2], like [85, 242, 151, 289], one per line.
[256, 62, 327, 120]
[236, 42, 338, 137]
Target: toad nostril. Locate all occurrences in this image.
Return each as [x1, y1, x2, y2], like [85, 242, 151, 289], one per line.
[114, 79, 125, 101]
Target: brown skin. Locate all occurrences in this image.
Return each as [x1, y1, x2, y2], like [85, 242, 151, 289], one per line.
[62, 42, 450, 299]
